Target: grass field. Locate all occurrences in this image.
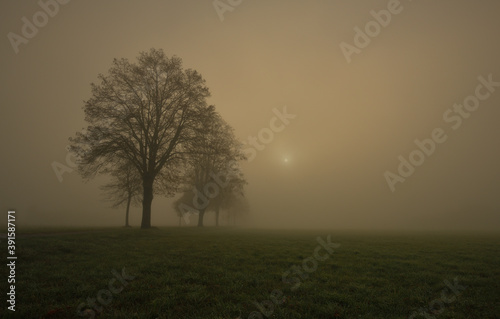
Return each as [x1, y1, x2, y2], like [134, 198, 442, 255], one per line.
[1, 227, 499, 318]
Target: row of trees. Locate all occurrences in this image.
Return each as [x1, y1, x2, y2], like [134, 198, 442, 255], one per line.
[69, 49, 247, 228]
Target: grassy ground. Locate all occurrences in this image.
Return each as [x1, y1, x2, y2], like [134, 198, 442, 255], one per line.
[1, 227, 499, 318]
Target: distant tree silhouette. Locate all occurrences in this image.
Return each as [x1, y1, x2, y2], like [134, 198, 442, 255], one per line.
[172, 191, 193, 226]
[224, 193, 249, 226]
[173, 176, 247, 227]
[179, 108, 246, 227]
[211, 169, 247, 226]
[69, 49, 212, 229]
[100, 160, 142, 227]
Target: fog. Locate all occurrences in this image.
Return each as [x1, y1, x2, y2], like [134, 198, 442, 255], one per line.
[1, 0, 499, 231]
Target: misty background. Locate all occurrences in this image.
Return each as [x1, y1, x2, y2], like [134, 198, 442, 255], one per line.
[1, 0, 499, 230]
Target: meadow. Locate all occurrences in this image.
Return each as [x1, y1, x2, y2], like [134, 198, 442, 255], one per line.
[1, 227, 499, 318]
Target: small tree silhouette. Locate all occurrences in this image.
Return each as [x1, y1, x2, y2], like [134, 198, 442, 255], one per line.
[101, 161, 142, 227]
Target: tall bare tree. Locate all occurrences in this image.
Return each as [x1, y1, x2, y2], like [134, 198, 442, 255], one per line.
[100, 160, 142, 227]
[69, 49, 211, 228]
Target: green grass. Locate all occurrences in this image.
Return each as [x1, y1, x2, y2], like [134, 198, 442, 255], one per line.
[1, 228, 499, 318]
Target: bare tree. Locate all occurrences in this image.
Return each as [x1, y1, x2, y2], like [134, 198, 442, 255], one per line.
[225, 192, 250, 226]
[101, 160, 142, 227]
[173, 177, 246, 227]
[211, 168, 247, 226]
[180, 108, 246, 227]
[69, 49, 211, 228]
[172, 191, 194, 226]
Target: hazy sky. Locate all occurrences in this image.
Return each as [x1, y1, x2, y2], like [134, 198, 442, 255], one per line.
[1, 0, 499, 230]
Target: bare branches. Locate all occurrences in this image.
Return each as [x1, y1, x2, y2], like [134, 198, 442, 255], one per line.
[101, 161, 142, 209]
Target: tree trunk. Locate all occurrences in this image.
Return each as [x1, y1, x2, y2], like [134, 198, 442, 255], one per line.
[215, 206, 220, 227]
[197, 208, 206, 227]
[179, 215, 182, 227]
[141, 175, 154, 229]
[125, 193, 131, 227]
